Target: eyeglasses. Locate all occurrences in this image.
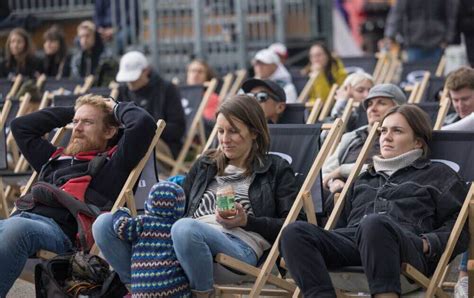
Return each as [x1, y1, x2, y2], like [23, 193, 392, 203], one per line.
[247, 92, 272, 103]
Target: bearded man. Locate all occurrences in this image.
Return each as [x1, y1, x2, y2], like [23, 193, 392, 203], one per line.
[0, 94, 156, 296]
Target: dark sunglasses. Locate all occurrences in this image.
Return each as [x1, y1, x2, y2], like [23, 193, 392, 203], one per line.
[247, 92, 272, 103]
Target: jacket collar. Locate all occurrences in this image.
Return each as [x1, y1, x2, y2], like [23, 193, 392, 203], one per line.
[367, 156, 431, 175]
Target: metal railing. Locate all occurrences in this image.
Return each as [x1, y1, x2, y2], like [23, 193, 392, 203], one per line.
[146, 0, 333, 80]
[8, 0, 94, 19]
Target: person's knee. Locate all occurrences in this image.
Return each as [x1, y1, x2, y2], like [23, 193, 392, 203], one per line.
[357, 214, 391, 242]
[92, 212, 114, 246]
[280, 222, 322, 253]
[171, 218, 201, 243]
[0, 217, 34, 248]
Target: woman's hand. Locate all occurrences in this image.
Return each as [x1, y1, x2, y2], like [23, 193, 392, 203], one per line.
[216, 203, 247, 229]
[335, 85, 351, 101]
[328, 179, 345, 193]
[323, 167, 342, 189]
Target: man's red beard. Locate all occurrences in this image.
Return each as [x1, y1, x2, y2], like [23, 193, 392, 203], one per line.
[63, 134, 103, 155]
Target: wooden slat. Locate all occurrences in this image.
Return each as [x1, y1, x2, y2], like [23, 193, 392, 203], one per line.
[433, 88, 450, 130]
[306, 98, 323, 124]
[318, 84, 338, 121]
[297, 72, 318, 103]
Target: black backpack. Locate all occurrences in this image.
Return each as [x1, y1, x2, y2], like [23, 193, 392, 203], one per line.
[34, 252, 128, 298]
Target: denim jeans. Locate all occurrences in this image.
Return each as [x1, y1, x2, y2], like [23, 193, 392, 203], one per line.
[92, 212, 132, 284]
[0, 212, 72, 296]
[171, 218, 258, 291]
[459, 251, 468, 272]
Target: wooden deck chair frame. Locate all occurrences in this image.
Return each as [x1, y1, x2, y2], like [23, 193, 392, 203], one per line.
[317, 84, 338, 121]
[74, 75, 95, 95]
[12, 119, 166, 261]
[433, 91, 451, 130]
[297, 73, 318, 103]
[383, 57, 401, 84]
[213, 119, 345, 297]
[373, 53, 389, 84]
[300, 125, 474, 298]
[4, 93, 33, 166]
[218, 73, 234, 101]
[413, 72, 432, 104]
[1, 91, 58, 211]
[329, 98, 355, 155]
[4, 74, 23, 101]
[306, 98, 323, 124]
[227, 69, 247, 97]
[155, 79, 218, 175]
[435, 55, 446, 77]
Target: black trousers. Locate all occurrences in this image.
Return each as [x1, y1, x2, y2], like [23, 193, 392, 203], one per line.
[279, 214, 429, 297]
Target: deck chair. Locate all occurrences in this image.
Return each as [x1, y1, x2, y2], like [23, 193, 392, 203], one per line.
[279, 104, 307, 124]
[214, 119, 345, 297]
[41, 77, 84, 95]
[341, 56, 377, 75]
[400, 60, 439, 86]
[297, 73, 317, 103]
[322, 130, 474, 298]
[420, 76, 446, 103]
[218, 73, 234, 101]
[155, 79, 218, 176]
[417, 95, 450, 130]
[317, 84, 338, 121]
[0, 75, 23, 103]
[227, 69, 247, 97]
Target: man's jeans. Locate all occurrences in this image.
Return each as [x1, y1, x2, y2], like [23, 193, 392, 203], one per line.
[93, 214, 258, 291]
[0, 212, 72, 296]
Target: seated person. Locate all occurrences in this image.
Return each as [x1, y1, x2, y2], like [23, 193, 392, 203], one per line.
[330, 72, 374, 131]
[323, 83, 406, 194]
[116, 51, 186, 158]
[280, 104, 469, 297]
[442, 66, 474, 132]
[93, 95, 298, 296]
[301, 42, 347, 104]
[70, 20, 116, 85]
[0, 94, 156, 296]
[0, 27, 43, 79]
[252, 48, 297, 103]
[241, 78, 288, 124]
[42, 25, 71, 79]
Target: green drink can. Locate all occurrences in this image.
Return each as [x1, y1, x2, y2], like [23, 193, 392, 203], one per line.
[216, 185, 236, 218]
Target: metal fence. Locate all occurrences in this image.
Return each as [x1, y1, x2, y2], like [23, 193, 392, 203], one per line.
[146, 0, 333, 81]
[8, 0, 94, 19]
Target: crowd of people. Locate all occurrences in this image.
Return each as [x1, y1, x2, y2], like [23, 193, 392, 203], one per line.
[0, 1, 474, 297]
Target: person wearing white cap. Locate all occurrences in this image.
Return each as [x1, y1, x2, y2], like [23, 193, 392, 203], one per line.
[268, 42, 288, 64]
[116, 51, 186, 158]
[252, 48, 297, 103]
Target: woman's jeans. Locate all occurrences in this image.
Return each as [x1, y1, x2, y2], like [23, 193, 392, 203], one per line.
[93, 213, 132, 283]
[0, 212, 72, 296]
[93, 214, 258, 291]
[171, 218, 258, 291]
[459, 251, 468, 272]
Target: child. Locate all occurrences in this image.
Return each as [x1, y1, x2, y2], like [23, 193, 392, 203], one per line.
[113, 181, 191, 297]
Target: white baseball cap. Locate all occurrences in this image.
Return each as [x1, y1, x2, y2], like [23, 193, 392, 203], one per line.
[116, 51, 149, 82]
[269, 43, 288, 59]
[252, 49, 280, 65]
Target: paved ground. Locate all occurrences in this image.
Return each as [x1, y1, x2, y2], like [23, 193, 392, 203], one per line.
[8, 280, 35, 298]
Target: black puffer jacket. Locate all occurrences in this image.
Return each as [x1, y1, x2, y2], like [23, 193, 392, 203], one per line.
[336, 158, 469, 266]
[183, 154, 298, 244]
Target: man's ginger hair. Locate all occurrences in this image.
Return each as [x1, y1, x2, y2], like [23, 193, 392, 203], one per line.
[75, 94, 119, 129]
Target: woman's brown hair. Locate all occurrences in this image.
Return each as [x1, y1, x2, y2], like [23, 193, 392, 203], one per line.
[186, 58, 216, 82]
[381, 104, 433, 157]
[43, 25, 68, 63]
[4, 27, 35, 70]
[206, 95, 270, 176]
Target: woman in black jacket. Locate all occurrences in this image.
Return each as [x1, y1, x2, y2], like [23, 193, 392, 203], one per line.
[0, 27, 42, 79]
[42, 25, 71, 79]
[93, 95, 298, 296]
[280, 104, 469, 297]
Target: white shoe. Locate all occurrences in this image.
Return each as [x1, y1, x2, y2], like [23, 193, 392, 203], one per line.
[454, 276, 469, 298]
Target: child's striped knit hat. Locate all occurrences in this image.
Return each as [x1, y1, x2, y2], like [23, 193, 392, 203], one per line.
[145, 181, 186, 219]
